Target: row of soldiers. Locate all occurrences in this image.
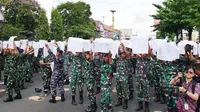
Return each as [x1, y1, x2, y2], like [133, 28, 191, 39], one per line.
[2, 43, 39, 102]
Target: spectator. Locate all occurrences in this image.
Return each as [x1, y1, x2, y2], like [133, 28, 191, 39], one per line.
[170, 66, 200, 112]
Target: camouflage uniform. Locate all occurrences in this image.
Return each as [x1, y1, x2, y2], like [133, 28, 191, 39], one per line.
[5, 54, 20, 96]
[135, 58, 150, 102]
[163, 62, 178, 110]
[25, 54, 33, 82]
[40, 55, 52, 93]
[126, 58, 134, 97]
[70, 55, 84, 95]
[3, 54, 9, 85]
[94, 54, 101, 92]
[116, 58, 129, 100]
[100, 61, 113, 112]
[64, 52, 72, 84]
[82, 59, 96, 107]
[17, 54, 26, 89]
[48, 48, 64, 96]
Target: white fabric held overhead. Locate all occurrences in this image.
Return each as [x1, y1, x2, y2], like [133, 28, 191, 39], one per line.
[33, 42, 39, 57]
[131, 36, 148, 54]
[3, 41, 8, 48]
[82, 40, 90, 51]
[68, 37, 83, 52]
[8, 36, 17, 49]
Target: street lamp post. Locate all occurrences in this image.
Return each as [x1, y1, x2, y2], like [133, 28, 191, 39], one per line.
[110, 10, 116, 39]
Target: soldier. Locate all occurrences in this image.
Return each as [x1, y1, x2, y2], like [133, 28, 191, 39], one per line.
[3, 46, 22, 102]
[126, 47, 134, 100]
[39, 54, 52, 95]
[70, 51, 84, 106]
[83, 51, 97, 112]
[135, 54, 150, 112]
[45, 44, 65, 103]
[115, 44, 129, 109]
[163, 61, 178, 112]
[94, 52, 102, 94]
[100, 53, 114, 112]
[64, 46, 72, 85]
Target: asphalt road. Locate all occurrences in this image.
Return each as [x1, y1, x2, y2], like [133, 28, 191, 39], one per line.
[0, 74, 167, 112]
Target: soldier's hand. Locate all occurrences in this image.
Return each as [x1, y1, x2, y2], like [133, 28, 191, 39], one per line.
[178, 72, 182, 78]
[179, 86, 186, 93]
[45, 43, 49, 49]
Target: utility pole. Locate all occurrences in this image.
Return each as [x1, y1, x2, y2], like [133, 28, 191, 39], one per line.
[110, 10, 116, 38]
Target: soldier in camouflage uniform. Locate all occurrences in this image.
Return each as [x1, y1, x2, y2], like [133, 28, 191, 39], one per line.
[70, 52, 84, 105]
[94, 52, 102, 94]
[17, 53, 27, 89]
[83, 51, 97, 112]
[25, 54, 33, 83]
[135, 55, 150, 112]
[115, 48, 129, 109]
[3, 49, 22, 102]
[46, 44, 65, 103]
[126, 48, 134, 100]
[100, 53, 113, 112]
[163, 61, 178, 112]
[40, 55, 52, 95]
[64, 48, 72, 85]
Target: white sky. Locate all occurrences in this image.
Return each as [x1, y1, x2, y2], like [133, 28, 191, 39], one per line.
[36, 0, 163, 36]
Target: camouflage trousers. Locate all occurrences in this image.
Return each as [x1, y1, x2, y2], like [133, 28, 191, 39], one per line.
[6, 75, 20, 96]
[153, 75, 161, 95]
[70, 72, 84, 95]
[128, 73, 134, 92]
[136, 74, 150, 102]
[86, 76, 96, 106]
[18, 70, 26, 88]
[116, 73, 129, 100]
[163, 76, 178, 108]
[94, 67, 101, 88]
[42, 72, 51, 90]
[50, 74, 64, 96]
[101, 85, 113, 112]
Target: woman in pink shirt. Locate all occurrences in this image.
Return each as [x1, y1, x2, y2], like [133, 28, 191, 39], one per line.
[170, 66, 200, 112]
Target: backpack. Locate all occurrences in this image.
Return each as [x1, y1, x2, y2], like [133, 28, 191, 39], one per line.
[180, 78, 200, 112]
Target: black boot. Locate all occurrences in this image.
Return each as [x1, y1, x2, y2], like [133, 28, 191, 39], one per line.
[79, 91, 84, 104]
[154, 94, 160, 102]
[20, 84, 26, 90]
[14, 93, 22, 99]
[96, 87, 100, 94]
[61, 94, 65, 102]
[135, 101, 143, 111]
[129, 91, 133, 100]
[160, 95, 165, 104]
[85, 104, 96, 112]
[71, 95, 77, 106]
[144, 102, 149, 112]
[3, 95, 13, 102]
[115, 98, 122, 107]
[49, 96, 56, 103]
[123, 99, 128, 109]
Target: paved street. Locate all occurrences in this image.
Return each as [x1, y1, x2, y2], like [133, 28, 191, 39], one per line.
[0, 74, 167, 112]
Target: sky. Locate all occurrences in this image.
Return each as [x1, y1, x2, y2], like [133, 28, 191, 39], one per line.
[36, 0, 163, 37]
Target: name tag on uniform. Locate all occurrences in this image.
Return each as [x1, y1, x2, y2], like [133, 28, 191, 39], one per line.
[184, 103, 189, 110]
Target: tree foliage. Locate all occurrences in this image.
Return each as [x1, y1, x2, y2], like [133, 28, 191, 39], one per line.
[35, 11, 50, 40]
[151, 0, 200, 41]
[57, 1, 95, 39]
[51, 8, 64, 41]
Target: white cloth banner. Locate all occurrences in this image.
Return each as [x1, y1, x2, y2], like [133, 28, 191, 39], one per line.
[49, 42, 57, 55]
[94, 38, 109, 53]
[178, 40, 198, 55]
[83, 40, 91, 51]
[39, 40, 47, 48]
[3, 41, 8, 48]
[15, 41, 20, 47]
[131, 36, 148, 54]
[121, 40, 132, 48]
[8, 36, 17, 49]
[68, 37, 83, 52]
[21, 40, 28, 50]
[33, 42, 39, 57]
[57, 41, 65, 51]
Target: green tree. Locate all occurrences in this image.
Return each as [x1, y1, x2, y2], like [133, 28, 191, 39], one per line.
[35, 11, 50, 40]
[51, 8, 64, 41]
[0, 24, 22, 40]
[57, 1, 95, 39]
